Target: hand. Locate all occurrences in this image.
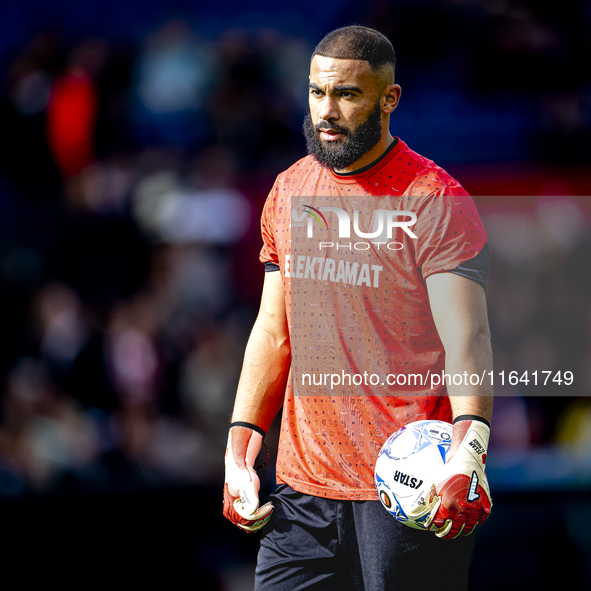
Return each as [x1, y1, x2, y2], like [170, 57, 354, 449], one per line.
[430, 416, 492, 539]
[223, 423, 274, 533]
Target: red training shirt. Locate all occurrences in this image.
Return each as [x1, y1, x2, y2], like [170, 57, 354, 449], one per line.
[259, 138, 487, 500]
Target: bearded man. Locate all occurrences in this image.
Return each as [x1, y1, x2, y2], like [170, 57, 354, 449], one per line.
[223, 25, 493, 591]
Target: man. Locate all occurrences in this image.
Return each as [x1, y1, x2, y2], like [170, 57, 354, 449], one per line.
[223, 26, 493, 590]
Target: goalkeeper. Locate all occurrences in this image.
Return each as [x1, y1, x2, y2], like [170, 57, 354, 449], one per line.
[223, 25, 493, 591]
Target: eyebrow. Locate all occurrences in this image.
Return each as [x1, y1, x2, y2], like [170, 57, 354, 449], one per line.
[309, 83, 363, 94]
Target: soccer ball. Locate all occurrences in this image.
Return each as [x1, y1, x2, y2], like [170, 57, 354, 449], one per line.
[375, 420, 452, 530]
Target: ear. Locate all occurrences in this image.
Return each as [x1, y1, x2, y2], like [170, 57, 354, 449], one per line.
[382, 84, 401, 114]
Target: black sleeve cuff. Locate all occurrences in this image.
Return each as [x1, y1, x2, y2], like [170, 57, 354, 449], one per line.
[264, 262, 280, 273]
[450, 242, 489, 292]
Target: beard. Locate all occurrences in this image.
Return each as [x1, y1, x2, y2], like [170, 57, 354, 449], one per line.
[303, 101, 383, 170]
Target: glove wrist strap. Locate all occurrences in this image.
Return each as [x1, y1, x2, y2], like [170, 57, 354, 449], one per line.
[230, 421, 266, 438]
[453, 415, 490, 429]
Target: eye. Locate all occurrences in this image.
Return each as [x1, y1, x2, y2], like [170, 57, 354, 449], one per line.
[310, 88, 323, 97]
[339, 91, 355, 98]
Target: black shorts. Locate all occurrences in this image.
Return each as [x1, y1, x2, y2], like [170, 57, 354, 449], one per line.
[255, 484, 474, 591]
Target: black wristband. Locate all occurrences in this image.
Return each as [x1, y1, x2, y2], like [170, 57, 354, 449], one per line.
[230, 421, 266, 438]
[453, 415, 490, 429]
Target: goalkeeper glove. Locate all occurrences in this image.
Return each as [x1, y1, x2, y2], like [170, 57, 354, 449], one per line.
[430, 415, 492, 539]
[223, 422, 274, 533]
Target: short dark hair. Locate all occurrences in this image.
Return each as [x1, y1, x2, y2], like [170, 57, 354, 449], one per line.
[312, 26, 395, 74]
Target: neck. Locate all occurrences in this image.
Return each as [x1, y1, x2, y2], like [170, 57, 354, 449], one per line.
[333, 132, 394, 174]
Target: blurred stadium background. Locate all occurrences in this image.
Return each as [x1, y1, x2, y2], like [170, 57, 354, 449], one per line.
[0, 0, 590, 587]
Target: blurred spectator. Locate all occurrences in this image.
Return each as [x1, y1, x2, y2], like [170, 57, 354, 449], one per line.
[133, 147, 252, 245]
[46, 39, 107, 178]
[0, 32, 63, 203]
[35, 282, 90, 378]
[179, 321, 244, 452]
[0, 357, 99, 492]
[133, 20, 215, 148]
[105, 295, 162, 406]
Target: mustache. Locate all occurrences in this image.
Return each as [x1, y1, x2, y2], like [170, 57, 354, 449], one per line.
[314, 119, 350, 135]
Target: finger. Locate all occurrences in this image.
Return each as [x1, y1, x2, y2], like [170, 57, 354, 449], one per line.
[236, 503, 274, 532]
[226, 501, 264, 530]
[462, 503, 491, 536]
[462, 520, 478, 536]
[223, 484, 257, 527]
[238, 515, 272, 532]
[234, 500, 274, 520]
[480, 502, 492, 523]
[223, 483, 239, 520]
[445, 520, 466, 540]
[434, 518, 453, 538]
[434, 514, 467, 540]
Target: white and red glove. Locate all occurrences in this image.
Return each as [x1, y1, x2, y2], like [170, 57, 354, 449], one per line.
[223, 422, 274, 533]
[430, 415, 492, 539]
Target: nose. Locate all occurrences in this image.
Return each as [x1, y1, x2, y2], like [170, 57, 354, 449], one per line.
[318, 95, 339, 124]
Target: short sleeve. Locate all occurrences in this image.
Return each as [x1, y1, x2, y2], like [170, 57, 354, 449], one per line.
[414, 186, 488, 280]
[259, 183, 279, 269]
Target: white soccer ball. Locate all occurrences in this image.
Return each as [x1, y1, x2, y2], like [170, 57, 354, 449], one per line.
[374, 419, 452, 530]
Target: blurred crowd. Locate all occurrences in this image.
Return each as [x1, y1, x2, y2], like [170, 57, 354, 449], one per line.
[0, 0, 589, 497]
[0, 22, 311, 495]
[481, 198, 591, 457]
